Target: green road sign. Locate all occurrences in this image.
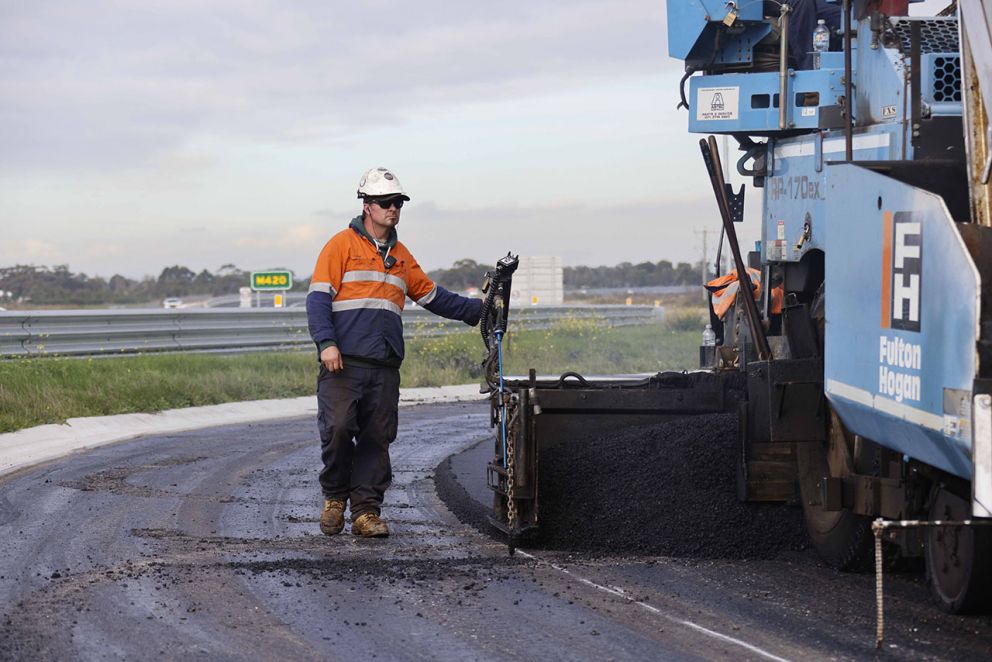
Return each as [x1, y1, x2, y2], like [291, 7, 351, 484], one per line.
[250, 270, 293, 291]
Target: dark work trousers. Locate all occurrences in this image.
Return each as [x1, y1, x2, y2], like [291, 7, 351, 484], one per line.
[316, 364, 400, 517]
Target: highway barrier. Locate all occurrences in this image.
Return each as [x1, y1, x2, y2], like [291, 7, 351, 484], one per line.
[0, 305, 662, 358]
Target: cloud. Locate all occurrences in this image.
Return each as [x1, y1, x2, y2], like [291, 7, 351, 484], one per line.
[84, 242, 127, 259]
[11, 196, 755, 281]
[0, 1, 749, 282]
[374, 197, 759, 273]
[233, 223, 329, 250]
[0, 238, 62, 265]
[0, 1, 675, 172]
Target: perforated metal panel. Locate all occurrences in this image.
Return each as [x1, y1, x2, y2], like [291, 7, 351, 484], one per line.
[889, 17, 960, 54]
[933, 55, 962, 102]
[888, 18, 961, 105]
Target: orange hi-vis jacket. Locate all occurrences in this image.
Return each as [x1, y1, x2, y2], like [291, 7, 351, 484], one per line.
[306, 217, 481, 364]
[705, 268, 763, 320]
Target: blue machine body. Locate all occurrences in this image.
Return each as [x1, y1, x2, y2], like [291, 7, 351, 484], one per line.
[688, 67, 845, 134]
[763, 125, 902, 261]
[668, 5, 981, 481]
[668, 0, 768, 67]
[824, 166, 979, 478]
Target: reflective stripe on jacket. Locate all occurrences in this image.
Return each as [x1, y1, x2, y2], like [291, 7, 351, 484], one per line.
[306, 218, 481, 362]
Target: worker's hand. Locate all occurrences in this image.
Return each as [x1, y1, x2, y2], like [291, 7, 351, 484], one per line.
[320, 345, 344, 373]
[465, 298, 483, 327]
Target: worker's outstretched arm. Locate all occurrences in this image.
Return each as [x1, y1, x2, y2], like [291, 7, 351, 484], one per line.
[406, 257, 482, 326]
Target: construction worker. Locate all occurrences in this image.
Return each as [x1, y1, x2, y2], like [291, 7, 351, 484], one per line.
[306, 167, 482, 538]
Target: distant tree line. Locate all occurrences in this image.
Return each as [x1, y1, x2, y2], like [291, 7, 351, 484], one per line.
[564, 260, 701, 289]
[426, 259, 487, 291]
[1, 257, 703, 306]
[0, 264, 302, 306]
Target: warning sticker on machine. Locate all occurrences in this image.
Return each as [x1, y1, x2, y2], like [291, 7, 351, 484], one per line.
[697, 87, 739, 121]
[943, 389, 971, 440]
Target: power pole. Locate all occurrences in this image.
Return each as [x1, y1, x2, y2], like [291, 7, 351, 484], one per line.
[694, 227, 718, 302]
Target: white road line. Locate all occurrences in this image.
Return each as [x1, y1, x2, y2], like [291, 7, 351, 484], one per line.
[678, 621, 792, 662]
[516, 550, 792, 662]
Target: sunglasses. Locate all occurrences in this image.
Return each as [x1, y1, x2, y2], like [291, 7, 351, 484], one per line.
[371, 198, 405, 210]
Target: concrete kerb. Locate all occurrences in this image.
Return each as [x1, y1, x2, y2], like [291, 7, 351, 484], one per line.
[0, 383, 487, 478]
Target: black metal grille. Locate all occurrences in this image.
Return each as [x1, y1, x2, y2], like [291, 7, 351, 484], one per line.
[933, 55, 961, 102]
[889, 17, 959, 54]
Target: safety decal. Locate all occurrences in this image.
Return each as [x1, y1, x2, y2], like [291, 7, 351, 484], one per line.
[942, 388, 971, 440]
[696, 87, 739, 121]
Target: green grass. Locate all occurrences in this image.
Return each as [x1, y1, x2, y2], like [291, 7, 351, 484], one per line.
[0, 321, 700, 433]
[403, 319, 699, 384]
[0, 353, 316, 433]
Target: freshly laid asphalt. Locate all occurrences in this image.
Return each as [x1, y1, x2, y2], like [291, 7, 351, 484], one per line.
[1, 402, 991, 660]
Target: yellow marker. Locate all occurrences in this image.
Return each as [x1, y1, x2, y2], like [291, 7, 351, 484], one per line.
[625, 297, 633, 306]
[531, 296, 539, 305]
[274, 294, 284, 308]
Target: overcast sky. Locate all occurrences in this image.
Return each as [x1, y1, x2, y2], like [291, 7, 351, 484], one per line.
[0, 0, 950, 279]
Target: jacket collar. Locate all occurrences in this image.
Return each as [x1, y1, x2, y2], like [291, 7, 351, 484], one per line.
[349, 215, 397, 251]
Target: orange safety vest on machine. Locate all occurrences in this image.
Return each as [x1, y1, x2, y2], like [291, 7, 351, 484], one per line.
[705, 268, 763, 320]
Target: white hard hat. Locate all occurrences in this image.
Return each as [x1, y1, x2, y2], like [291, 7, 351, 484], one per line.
[357, 167, 410, 200]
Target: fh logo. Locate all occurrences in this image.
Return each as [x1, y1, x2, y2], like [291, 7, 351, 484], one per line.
[881, 212, 922, 332]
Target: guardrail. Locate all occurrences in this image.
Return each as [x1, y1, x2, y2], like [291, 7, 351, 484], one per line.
[0, 305, 662, 358]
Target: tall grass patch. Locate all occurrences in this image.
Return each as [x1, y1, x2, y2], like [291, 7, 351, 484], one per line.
[0, 352, 315, 433]
[0, 320, 700, 432]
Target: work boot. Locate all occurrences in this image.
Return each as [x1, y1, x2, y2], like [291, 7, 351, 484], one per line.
[319, 498, 346, 535]
[351, 512, 389, 538]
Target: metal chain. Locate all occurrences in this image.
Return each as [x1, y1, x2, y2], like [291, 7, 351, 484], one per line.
[874, 522, 885, 649]
[505, 395, 519, 532]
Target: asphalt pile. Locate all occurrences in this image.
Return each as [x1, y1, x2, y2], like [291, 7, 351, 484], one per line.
[535, 413, 808, 559]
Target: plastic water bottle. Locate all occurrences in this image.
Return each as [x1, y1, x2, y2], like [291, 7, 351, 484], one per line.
[702, 324, 716, 347]
[813, 19, 830, 53]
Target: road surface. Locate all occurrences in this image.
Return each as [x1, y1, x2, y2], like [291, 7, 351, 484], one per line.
[1, 403, 990, 660]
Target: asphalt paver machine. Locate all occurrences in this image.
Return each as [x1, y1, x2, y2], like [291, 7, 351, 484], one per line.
[481, 0, 992, 613]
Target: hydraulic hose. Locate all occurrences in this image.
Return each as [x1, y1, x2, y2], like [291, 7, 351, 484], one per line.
[477, 254, 519, 481]
[479, 253, 519, 390]
[480, 287, 496, 351]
